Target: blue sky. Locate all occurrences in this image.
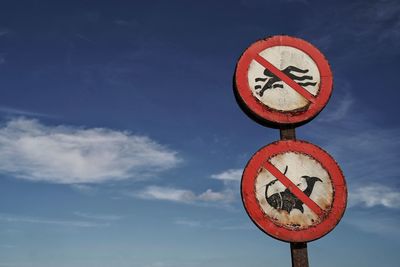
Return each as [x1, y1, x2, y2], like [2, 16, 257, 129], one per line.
[0, 0, 399, 266]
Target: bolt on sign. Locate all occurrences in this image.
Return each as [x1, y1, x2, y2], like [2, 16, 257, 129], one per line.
[241, 140, 347, 243]
[234, 35, 333, 127]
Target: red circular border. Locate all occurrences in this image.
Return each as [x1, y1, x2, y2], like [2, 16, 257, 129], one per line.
[234, 35, 333, 126]
[241, 140, 347, 243]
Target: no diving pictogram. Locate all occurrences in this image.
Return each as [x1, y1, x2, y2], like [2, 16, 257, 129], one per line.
[241, 140, 347, 243]
[234, 35, 333, 127]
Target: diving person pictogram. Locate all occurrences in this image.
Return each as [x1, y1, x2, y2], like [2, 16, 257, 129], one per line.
[254, 66, 317, 97]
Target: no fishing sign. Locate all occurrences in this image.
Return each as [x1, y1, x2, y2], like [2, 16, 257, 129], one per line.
[241, 140, 347, 243]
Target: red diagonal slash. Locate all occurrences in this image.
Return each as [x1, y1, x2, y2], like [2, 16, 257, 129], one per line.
[254, 54, 316, 103]
[263, 161, 325, 217]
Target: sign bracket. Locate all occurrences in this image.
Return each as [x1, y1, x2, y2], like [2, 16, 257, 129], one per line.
[280, 127, 296, 140]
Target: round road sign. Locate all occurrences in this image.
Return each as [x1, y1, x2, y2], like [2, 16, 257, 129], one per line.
[234, 35, 333, 127]
[241, 140, 346, 242]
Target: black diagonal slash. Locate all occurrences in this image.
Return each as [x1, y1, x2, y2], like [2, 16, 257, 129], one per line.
[262, 161, 325, 217]
[254, 55, 316, 103]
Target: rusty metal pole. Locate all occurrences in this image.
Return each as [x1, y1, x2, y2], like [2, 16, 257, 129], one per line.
[280, 128, 296, 140]
[290, 242, 309, 267]
[280, 127, 310, 267]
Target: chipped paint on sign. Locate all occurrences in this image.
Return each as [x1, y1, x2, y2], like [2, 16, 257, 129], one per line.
[248, 46, 320, 111]
[241, 140, 347, 242]
[234, 35, 333, 127]
[255, 152, 333, 230]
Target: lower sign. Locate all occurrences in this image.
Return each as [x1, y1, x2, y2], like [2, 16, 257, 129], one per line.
[241, 140, 347, 242]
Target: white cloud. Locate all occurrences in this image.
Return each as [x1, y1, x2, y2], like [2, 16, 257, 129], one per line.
[135, 186, 197, 203]
[350, 185, 400, 209]
[0, 213, 107, 228]
[134, 186, 235, 204]
[0, 118, 180, 184]
[134, 168, 242, 205]
[211, 169, 242, 181]
[198, 189, 234, 202]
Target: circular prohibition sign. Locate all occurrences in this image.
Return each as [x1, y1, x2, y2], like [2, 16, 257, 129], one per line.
[234, 35, 333, 127]
[241, 140, 347, 243]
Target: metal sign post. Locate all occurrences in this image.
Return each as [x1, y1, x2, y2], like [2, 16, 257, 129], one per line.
[291, 242, 309, 267]
[281, 128, 309, 267]
[233, 35, 347, 267]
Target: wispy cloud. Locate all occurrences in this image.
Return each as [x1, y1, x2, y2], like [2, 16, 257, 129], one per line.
[198, 189, 233, 202]
[0, 29, 8, 37]
[143, 262, 174, 267]
[134, 186, 235, 204]
[299, 0, 400, 58]
[134, 168, 242, 205]
[73, 211, 123, 221]
[70, 184, 98, 195]
[318, 87, 353, 122]
[135, 186, 196, 203]
[0, 213, 107, 228]
[302, 82, 400, 190]
[308, 124, 400, 187]
[211, 169, 242, 181]
[0, 118, 180, 184]
[349, 184, 400, 209]
[0, 106, 51, 117]
[174, 218, 253, 231]
[345, 210, 400, 238]
[174, 219, 202, 228]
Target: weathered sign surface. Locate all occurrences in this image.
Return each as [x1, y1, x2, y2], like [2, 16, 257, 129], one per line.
[234, 35, 333, 127]
[241, 140, 347, 242]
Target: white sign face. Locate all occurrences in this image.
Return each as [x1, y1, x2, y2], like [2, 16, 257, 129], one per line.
[255, 152, 333, 230]
[247, 46, 320, 112]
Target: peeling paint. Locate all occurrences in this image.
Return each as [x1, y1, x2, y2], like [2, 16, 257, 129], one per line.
[234, 35, 333, 126]
[248, 46, 320, 112]
[255, 152, 333, 230]
[241, 140, 347, 242]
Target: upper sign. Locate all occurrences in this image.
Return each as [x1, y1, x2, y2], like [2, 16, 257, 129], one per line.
[241, 140, 347, 242]
[234, 35, 333, 127]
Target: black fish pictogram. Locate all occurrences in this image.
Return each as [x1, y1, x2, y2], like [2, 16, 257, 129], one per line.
[254, 66, 317, 97]
[264, 166, 322, 214]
